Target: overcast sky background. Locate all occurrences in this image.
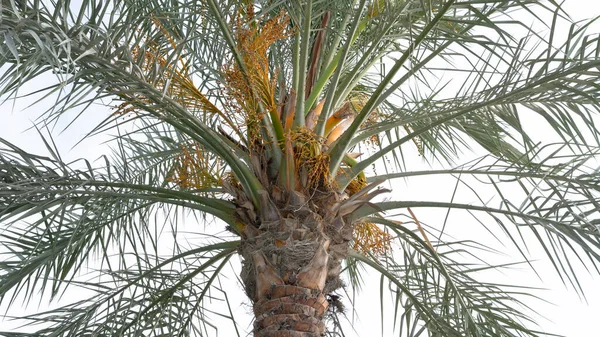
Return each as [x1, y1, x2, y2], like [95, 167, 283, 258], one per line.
[2, 1, 600, 336]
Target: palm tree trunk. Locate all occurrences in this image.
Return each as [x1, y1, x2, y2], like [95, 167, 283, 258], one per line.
[227, 149, 356, 336]
[249, 240, 331, 336]
[237, 201, 352, 336]
[253, 284, 328, 336]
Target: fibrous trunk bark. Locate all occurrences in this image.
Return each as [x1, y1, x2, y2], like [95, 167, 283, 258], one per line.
[253, 285, 328, 336]
[236, 190, 354, 337]
[249, 240, 331, 336]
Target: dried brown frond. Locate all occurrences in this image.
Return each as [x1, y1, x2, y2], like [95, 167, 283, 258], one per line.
[222, 10, 291, 143]
[150, 16, 180, 54]
[133, 42, 222, 113]
[167, 142, 222, 190]
[112, 19, 232, 130]
[403, 125, 424, 156]
[353, 222, 392, 256]
[367, 0, 387, 18]
[112, 101, 139, 117]
[407, 208, 435, 251]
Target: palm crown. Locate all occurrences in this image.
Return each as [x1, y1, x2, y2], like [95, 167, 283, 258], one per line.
[1, 0, 600, 336]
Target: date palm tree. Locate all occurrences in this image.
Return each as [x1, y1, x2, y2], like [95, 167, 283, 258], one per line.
[1, 0, 600, 336]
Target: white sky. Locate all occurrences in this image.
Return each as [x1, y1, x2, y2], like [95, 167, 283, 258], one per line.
[1, 1, 600, 336]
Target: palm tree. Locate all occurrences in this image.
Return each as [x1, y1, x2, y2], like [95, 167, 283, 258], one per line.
[1, 0, 600, 335]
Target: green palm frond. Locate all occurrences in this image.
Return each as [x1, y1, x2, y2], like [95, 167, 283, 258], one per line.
[2, 242, 238, 336]
[0, 134, 237, 302]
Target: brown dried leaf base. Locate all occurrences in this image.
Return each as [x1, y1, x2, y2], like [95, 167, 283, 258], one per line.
[253, 285, 328, 337]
